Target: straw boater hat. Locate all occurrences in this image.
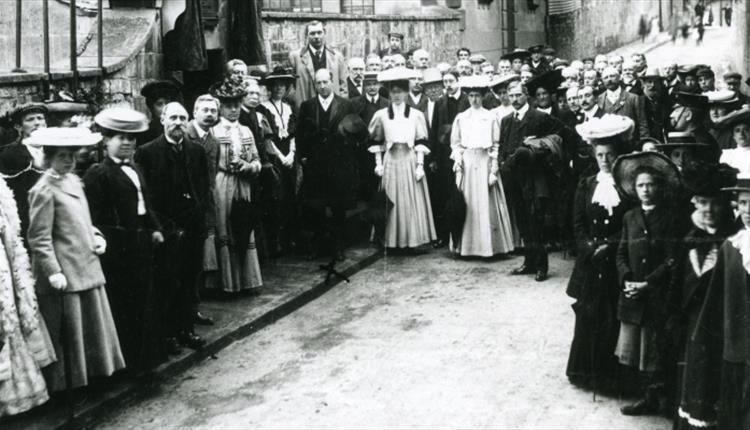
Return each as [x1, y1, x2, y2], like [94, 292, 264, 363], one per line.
[377, 67, 421, 85]
[722, 173, 750, 193]
[94, 107, 149, 133]
[24, 127, 101, 147]
[469, 54, 487, 65]
[489, 73, 521, 91]
[715, 107, 750, 130]
[209, 78, 248, 100]
[458, 75, 491, 94]
[575, 114, 634, 145]
[641, 66, 662, 80]
[612, 151, 682, 200]
[705, 89, 739, 106]
[421, 68, 443, 86]
[655, 131, 711, 152]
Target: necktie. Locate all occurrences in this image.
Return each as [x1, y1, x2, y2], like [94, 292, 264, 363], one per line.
[171, 143, 182, 154]
[514, 112, 520, 121]
[118, 159, 131, 166]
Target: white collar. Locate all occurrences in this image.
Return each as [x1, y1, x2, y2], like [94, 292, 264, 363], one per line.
[392, 102, 407, 115]
[514, 103, 530, 120]
[318, 93, 334, 109]
[583, 105, 599, 116]
[192, 120, 208, 138]
[729, 228, 750, 274]
[410, 93, 422, 102]
[641, 203, 656, 211]
[368, 94, 379, 103]
[538, 106, 552, 114]
[607, 86, 622, 99]
[164, 134, 183, 146]
[448, 90, 462, 101]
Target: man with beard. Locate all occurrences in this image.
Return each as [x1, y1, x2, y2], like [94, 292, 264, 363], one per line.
[346, 57, 366, 99]
[642, 67, 671, 142]
[621, 60, 643, 95]
[136, 102, 212, 351]
[297, 69, 357, 260]
[0, 103, 48, 237]
[598, 67, 649, 146]
[669, 92, 719, 161]
[500, 80, 563, 281]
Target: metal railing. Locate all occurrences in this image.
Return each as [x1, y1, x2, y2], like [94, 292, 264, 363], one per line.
[10, 0, 104, 94]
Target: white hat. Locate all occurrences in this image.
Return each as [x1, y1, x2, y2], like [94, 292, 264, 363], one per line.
[24, 127, 102, 147]
[575, 114, 634, 141]
[377, 67, 421, 83]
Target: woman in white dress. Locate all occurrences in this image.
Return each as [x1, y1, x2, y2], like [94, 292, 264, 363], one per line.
[368, 67, 436, 249]
[450, 75, 515, 257]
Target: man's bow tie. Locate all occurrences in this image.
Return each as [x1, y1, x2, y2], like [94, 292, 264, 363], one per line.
[117, 160, 132, 166]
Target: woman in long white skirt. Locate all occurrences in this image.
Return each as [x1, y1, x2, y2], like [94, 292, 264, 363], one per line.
[450, 76, 514, 257]
[368, 67, 436, 249]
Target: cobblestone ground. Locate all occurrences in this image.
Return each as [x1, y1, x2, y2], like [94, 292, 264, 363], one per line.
[96, 250, 670, 429]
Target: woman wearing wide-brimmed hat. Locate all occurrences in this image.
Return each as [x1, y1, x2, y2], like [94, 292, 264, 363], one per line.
[83, 107, 167, 371]
[261, 67, 298, 256]
[368, 67, 436, 249]
[612, 150, 681, 416]
[565, 115, 633, 391]
[668, 162, 738, 430]
[449, 75, 514, 257]
[0, 155, 56, 415]
[26, 127, 125, 392]
[717, 107, 750, 174]
[681, 174, 750, 429]
[208, 78, 264, 294]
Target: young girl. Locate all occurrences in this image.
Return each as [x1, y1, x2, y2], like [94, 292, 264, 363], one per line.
[613, 151, 681, 416]
[368, 67, 436, 249]
[27, 127, 125, 392]
[450, 75, 514, 257]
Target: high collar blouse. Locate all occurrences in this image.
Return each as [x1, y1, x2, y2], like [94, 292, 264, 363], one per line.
[367, 103, 429, 154]
[450, 107, 500, 161]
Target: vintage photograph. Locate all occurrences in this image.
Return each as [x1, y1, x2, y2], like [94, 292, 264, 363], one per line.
[0, 0, 747, 428]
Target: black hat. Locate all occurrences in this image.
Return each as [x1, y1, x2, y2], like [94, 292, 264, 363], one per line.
[209, 79, 248, 100]
[388, 31, 404, 40]
[613, 151, 682, 200]
[543, 47, 556, 56]
[262, 66, 296, 87]
[501, 49, 531, 62]
[525, 69, 564, 95]
[338, 114, 368, 143]
[722, 176, 750, 193]
[140, 80, 181, 104]
[696, 67, 715, 79]
[676, 65, 699, 76]
[723, 71, 742, 81]
[582, 57, 595, 63]
[655, 131, 711, 155]
[8, 103, 47, 125]
[528, 45, 544, 54]
[674, 92, 709, 110]
[682, 162, 738, 197]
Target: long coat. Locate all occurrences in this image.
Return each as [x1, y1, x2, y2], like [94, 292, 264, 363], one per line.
[615, 206, 675, 326]
[346, 77, 363, 100]
[296, 94, 357, 210]
[185, 122, 219, 232]
[352, 94, 390, 200]
[597, 89, 650, 142]
[289, 45, 348, 108]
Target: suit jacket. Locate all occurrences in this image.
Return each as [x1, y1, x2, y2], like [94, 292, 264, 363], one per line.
[624, 79, 644, 95]
[352, 94, 389, 127]
[27, 172, 106, 294]
[407, 93, 428, 112]
[297, 94, 357, 206]
[186, 122, 220, 183]
[347, 77, 363, 99]
[644, 94, 670, 143]
[0, 143, 41, 237]
[598, 89, 650, 141]
[530, 59, 552, 76]
[615, 206, 675, 324]
[135, 136, 211, 235]
[498, 107, 562, 160]
[289, 45, 348, 108]
[431, 92, 470, 160]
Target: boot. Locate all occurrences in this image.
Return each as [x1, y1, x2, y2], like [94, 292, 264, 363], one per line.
[621, 385, 660, 416]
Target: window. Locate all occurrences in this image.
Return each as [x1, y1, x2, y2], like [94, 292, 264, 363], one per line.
[264, 0, 323, 12]
[341, 0, 374, 14]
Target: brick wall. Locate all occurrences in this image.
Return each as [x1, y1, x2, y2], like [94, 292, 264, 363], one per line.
[548, 0, 675, 60]
[262, 11, 462, 67]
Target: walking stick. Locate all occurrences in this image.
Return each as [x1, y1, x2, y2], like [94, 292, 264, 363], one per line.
[59, 291, 75, 429]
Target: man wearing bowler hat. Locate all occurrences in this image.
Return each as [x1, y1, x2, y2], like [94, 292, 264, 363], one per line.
[0, 103, 48, 237]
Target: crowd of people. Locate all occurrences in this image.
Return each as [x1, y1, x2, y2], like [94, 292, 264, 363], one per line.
[0, 18, 749, 428]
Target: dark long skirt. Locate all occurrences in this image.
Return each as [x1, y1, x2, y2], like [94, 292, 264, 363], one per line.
[719, 361, 750, 430]
[566, 262, 622, 390]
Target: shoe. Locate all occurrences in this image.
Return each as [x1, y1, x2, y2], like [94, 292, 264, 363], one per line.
[535, 270, 548, 282]
[511, 265, 535, 275]
[166, 337, 182, 356]
[620, 397, 660, 416]
[193, 312, 214, 326]
[178, 332, 206, 350]
[432, 239, 447, 249]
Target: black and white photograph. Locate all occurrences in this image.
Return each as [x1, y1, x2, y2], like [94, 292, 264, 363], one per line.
[0, 0, 749, 428]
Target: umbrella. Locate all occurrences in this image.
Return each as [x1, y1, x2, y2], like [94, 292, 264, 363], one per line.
[444, 182, 467, 245]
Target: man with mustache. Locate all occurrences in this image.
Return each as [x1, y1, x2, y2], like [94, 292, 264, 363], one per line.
[136, 102, 213, 351]
[598, 67, 650, 147]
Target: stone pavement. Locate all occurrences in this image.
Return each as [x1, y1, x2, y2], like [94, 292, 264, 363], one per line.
[94, 251, 671, 429]
[3, 240, 382, 430]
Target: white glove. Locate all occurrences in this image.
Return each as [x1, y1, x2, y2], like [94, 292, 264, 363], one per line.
[415, 164, 425, 182]
[49, 273, 68, 291]
[455, 172, 463, 189]
[282, 153, 295, 168]
[488, 172, 498, 186]
[374, 165, 384, 177]
[93, 235, 107, 255]
[453, 162, 463, 173]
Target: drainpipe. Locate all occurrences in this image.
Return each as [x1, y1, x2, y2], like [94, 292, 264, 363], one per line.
[70, 0, 79, 93]
[12, 0, 26, 73]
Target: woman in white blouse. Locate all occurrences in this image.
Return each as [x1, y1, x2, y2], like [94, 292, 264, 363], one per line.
[450, 75, 514, 257]
[718, 108, 750, 175]
[368, 67, 436, 249]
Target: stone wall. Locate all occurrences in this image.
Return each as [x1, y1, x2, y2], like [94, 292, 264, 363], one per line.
[262, 11, 462, 67]
[548, 0, 676, 60]
[731, 0, 749, 77]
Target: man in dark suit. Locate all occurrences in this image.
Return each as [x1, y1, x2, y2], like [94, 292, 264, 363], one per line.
[346, 57, 366, 100]
[0, 103, 48, 237]
[297, 69, 358, 260]
[501, 80, 563, 281]
[352, 72, 389, 201]
[429, 69, 470, 247]
[528, 45, 552, 76]
[406, 75, 428, 112]
[135, 102, 212, 351]
[641, 67, 671, 143]
[598, 67, 650, 147]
